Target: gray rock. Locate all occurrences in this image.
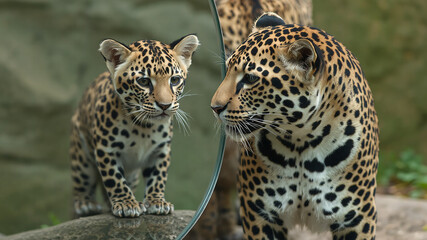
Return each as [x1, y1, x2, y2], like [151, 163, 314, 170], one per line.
[3, 211, 195, 240]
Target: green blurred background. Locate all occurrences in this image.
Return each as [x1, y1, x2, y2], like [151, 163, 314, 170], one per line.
[313, 0, 427, 199]
[0, 0, 426, 236]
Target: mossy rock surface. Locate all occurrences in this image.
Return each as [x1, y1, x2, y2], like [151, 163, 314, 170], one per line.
[3, 211, 194, 240]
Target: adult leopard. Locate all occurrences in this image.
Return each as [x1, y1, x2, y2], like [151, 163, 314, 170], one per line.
[211, 13, 379, 240]
[70, 35, 199, 218]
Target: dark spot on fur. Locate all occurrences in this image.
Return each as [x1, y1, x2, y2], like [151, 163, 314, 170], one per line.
[324, 139, 354, 167]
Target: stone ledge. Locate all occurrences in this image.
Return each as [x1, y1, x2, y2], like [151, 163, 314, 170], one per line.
[2, 210, 195, 240]
[3, 195, 427, 240]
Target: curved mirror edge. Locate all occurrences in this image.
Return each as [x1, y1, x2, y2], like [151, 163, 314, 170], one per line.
[176, 0, 227, 239]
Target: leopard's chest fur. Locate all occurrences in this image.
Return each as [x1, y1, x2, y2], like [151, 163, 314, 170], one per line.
[112, 118, 172, 173]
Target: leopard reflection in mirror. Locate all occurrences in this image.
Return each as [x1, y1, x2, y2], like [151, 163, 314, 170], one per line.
[70, 35, 199, 218]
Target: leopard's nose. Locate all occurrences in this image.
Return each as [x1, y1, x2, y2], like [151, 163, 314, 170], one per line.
[156, 101, 171, 110]
[211, 104, 227, 115]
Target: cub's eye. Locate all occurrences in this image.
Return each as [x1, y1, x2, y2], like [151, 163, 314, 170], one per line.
[170, 76, 182, 86]
[136, 77, 151, 87]
[241, 74, 260, 84]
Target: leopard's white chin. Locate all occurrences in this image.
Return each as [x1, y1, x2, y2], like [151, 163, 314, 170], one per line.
[152, 111, 174, 120]
[153, 114, 171, 119]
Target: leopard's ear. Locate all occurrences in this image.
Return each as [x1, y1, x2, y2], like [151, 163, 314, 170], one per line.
[278, 39, 325, 84]
[252, 12, 285, 33]
[99, 39, 132, 76]
[170, 34, 200, 70]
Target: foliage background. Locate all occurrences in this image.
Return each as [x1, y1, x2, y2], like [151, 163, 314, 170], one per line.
[314, 0, 427, 198]
[0, 0, 426, 236]
[314, 0, 427, 157]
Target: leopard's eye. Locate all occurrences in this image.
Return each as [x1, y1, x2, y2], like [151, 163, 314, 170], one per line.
[170, 76, 182, 86]
[136, 77, 151, 87]
[241, 74, 260, 84]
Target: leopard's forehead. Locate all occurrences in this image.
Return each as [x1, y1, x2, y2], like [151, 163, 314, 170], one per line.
[228, 24, 334, 67]
[128, 40, 181, 76]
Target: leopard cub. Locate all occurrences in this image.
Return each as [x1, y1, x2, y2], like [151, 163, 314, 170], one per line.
[70, 35, 199, 218]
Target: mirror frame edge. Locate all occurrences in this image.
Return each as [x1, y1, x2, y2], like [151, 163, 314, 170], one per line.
[176, 0, 227, 239]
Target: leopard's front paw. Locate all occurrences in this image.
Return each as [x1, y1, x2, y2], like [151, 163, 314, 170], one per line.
[143, 199, 174, 215]
[74, 200, 103, 217]
[111, 199, 146, 218]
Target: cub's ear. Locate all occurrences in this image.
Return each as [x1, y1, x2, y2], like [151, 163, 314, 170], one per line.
[279, 39, 324, 83]
[99, 39, 132, 76]
[170, 34, 200, 70]
[252, 12, 285, 33]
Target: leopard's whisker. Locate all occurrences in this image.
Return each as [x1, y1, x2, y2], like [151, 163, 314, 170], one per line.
[208, 48, 227, 67]
[214, 120, 222, 136]
[243, 120, 278, 137]
[246, 118, 286, 135]
[177, 90, 198, 101]
[132, 111, 147, 128]
[235, 123, 252, 154]
[174, 109, 191, 135]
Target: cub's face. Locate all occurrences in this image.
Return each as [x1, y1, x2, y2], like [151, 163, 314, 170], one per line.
[211, 14, 325, 142]
[100, 35, 199, 121]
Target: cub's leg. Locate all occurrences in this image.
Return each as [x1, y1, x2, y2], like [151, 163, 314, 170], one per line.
[217, 189, 242, 239]
[185, 192, 218, 240]
[142, 145, 173, 215]
[95, 145, 145, 217]
[216, 138, 242, 239]
[100, 171, 141, 212]
[70, 124, 102, 217]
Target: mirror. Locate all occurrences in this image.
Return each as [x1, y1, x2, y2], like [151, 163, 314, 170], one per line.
[177, 0, 226, 238]
[0, 0, 224, 237]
